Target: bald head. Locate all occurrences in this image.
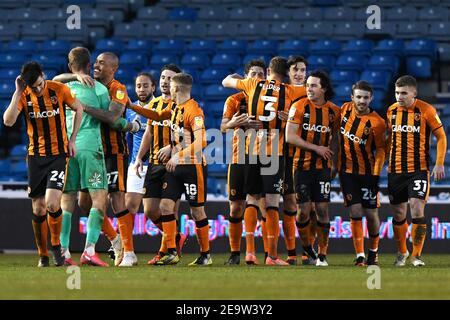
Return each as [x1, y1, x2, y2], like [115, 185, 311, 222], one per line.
[93, 52, 119, 84]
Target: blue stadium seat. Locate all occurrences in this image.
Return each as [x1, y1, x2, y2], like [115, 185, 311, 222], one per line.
[31, 54, 66, 72]
[278, 39, 309, 57]
[367, 55, 399, 73]
[228, 7, 257, 21]
[323, 6, 354, 20]
[405, 39, 437, 60]
[395, 21, 428, 39]
[0, 22, 20, 42]
[149, 54, 179, 69]
[310, 39, 341, 56]
[211, 53, 241, 69]
[40, 40, 72, 55]
[154, 39, 185, 53]
[418, 6, 449, 21]
[181, 67, 200, 83]
[0, 68, 20, 81]
[269, 22, 298, 40]
[136, 6, 168, 21]
[126, 39, 153, 52]
[0, 83, 14, 99]
[372, 90, 387, 110]
[181, 52, 210, 69]
[335, 83, 353, 100]
[144, 22, 176, 39]
[406, 57, 432, 78]
[259, 8, 292, 21]
[386, 6, 417, 21]
[95, 38, 125, 55]
[0, 0, 27, 10]
[206, 22, 239, 40]
[191, 85, 202, 100]
[200, 67, 230, 84]
[21, 22, 55, 42]
[333, 21, 364, 40]
[0, 54, 28, 69]
[82, 8, 111, 29]
[120, 52, 148, 70]
[374, 39, 404, 57]
[204, 84, 236, 100]
[237, 22, 269, 40]
[10, 144, 27, 159]
[247, 40, 278, 55]
[364, 22, 396, 38]
[96, 0, 128, 12]
[55, 26, 89, 45]
[10, 160, 27, 180]
[197, 6, 228, 21]
[242, 54, 271, 66]
[174, 22, 206, 39]
[115, 68, 135, 83]
[360, 70, 392, 89]
[5, 40, 37, 53]
[342, 39, 373, 56]
[187, 40, 217, 55]
[0, 159, 10, 176]
[307, 55, 335, 73]
[207, 177, 217, 194]
[429, 22, 450, 41]
[291, 7, 322, 21]
[44, 70, 57, 81]
[208, 101, 225, 116]
[437, 43, 450, 62]
[330, 70, 359, 85]
[335, 53, 367, 71]
[301, 22, 333, 39]
[7, 8, 41, 23]
[115, 22, 144, 41]
[168, 7, 197, 22]
[217, 40, 248, 55]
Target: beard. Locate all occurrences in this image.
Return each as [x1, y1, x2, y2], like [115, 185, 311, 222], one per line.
[138, 93, 153, 103]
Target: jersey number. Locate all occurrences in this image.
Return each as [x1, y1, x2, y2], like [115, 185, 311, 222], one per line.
[258, 96, 278, 122]
[107, 171, 119, 185]
[319, 181, 331, 194]
[50, 170, 65, 182]
[361, 188, 377, 200]
[413, 180, 427, 193]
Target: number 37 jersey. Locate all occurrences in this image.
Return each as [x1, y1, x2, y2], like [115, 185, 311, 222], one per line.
[236, 78, 306, 156]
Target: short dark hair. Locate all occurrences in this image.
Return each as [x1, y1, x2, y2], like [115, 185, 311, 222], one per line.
[352, 80, 373, 96]
[268, 56, 288, 78]
[244, 59, 266, 75]
[395, 75, 417, 88]
[161, 64, 182, 74]
[287, 55, 308, 68]
[135, 72, 156, 86]
[21, 61, 43, 86]
[172, 73, 193, 87]
[68, 47, 91, 72]
[308, 70, 335, 101]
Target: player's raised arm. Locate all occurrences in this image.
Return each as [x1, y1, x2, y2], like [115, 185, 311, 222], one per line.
[66, 98, 84, 157]
[127, 98, 172, 121]
[373, 119, 387, 176]
[432, 126, 447, 181]
[222, 73, 243, 89]
[53, 73, 95, 87]
[3, 76, 26, 127]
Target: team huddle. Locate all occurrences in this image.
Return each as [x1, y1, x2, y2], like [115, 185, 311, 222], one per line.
[2, 47, 447, 268]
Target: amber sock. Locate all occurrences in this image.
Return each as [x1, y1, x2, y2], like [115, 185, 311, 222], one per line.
[244, 205, 258, 254]
[195, 218, 210, 254]
[316, 221, 330, 256]
[115, 209, 134, 252]
[266, 207, 280, 258]
[102, 214, 117, 241]
[161, 214, 177, 251]
[411, 217, 427, 258]
[261, 216, 268, 256]
[228, 217, 242, 253]
[32, 214, 48, 257]
[283, 210, 297, 257]
[47, 208, 62, 246]
[309, 211, 318, 246]
[393, 218, 408, 254]
[351, 217, 364, 256]
[369, 233, 380, 252]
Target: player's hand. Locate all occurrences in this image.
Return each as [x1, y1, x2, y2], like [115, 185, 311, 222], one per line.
[166, 153, 179, 172]
[314, 145, 333, 161]
[15, 76, 26, 93]
[230, 73, 244, 80]
[432, 165, 445, 181]
[247, 116, 263, 130]
[157, 145, 172, 163]
[68, 138, 76, 157]
[277, 110, 289, 121]
[76, 74, 95, 87]
[130, 118, 141, 133]
[134, 158, 144, 178]
[228, 112, 249, 128]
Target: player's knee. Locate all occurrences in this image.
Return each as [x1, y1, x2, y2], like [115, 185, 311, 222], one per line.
[159, 200, 174, 216]
[230, 202, 245, 218]
[46, 202, 60, 213]
[191, 207, 206, 221]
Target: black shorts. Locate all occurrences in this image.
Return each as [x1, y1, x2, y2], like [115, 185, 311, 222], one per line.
[388, 171, 430, 204]
[283, 156, 295, 195]
[244, 155, 285, 195]
[27, 155, 68, 198]
[143, 164, 167, 199]
[294, 168, 331, 203]
[340, 172, 380, 209]
[161, 164, 207, 207]
[228, 163, 246, 201]
[105, 154, 128, 193]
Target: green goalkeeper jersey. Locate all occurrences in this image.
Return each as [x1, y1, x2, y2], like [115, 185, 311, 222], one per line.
[66, 80, 111, 152]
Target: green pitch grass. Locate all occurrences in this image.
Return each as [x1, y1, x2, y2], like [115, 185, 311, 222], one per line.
[0, 253, 449, 300]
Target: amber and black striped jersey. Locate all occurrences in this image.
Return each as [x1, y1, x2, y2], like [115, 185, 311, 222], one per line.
[236, 78, 306, 156]
[339, 102, 386, 176]
[222, 91, 248, 164]
[18, 80, 75, 156]
[286, 85, 307, 158]
[101, 79, 129, 155]
[146, 96, 175, 165]
[387, 99, 443, 174]
[171, 99, 206, 165]
[287, 97, 340, 171]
